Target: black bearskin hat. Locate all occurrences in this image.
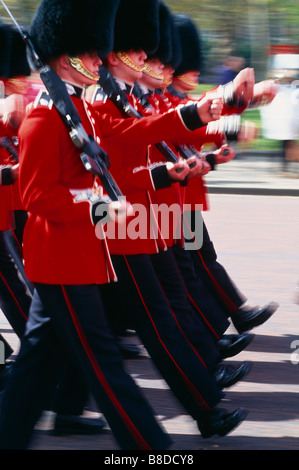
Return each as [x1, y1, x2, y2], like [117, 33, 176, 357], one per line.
[8, 26, 31, 77]
[147, 2, 172, 64]
[30, 0, 121, 63]
[168, 15, 182, 70]
[113, 0, 160, 55]
[0, 22, 11, 78]
[173, 14, 203, 76]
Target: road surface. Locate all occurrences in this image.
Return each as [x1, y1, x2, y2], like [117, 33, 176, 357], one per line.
[1, 193, 298, 452]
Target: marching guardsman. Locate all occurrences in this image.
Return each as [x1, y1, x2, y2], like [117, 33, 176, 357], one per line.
[136, 9, 246, 343]
[0, 0, 174, 450]
[131, 2, 254, 369]
[0, 22, 31, 380]
[91, 0, 230, 370]
[1, 23, 32, 249]
[0, 117, 16, 380]
[0, 118, 31, 340]
[0, 18, 107, 436]
[89, 0, 250, 438]
[164, 13, 279, 334]
[0, 0, 247, 450]
[135, 3, 232, 335]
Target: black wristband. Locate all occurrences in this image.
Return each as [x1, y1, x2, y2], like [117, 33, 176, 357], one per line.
[205, 154, 216, 171]
[222, 82, 246, 108]
[223, 115, 241, 142]
[0, 167, 14, 186]
[180, 176, 189, 187]
[90, 201, 109, 225]
[179, 103, 206, 130]
[151, 164, 173, 190]
[221, 82, 235, 106]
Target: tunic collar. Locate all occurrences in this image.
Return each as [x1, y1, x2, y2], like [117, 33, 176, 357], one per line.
[64, 81, 85, 98]
[114, 78, 134, 95]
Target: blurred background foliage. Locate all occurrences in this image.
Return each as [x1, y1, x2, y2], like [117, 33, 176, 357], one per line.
[165, 0, 299, 83]
[1, 0, 299, 82]
[1, 0, 298, 151]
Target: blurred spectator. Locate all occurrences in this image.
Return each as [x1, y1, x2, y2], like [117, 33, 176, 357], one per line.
[219, 56, 245, 85]
[260, 82, 299, 172]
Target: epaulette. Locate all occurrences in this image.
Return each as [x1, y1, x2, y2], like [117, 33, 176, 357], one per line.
[33, 89, 53, 109]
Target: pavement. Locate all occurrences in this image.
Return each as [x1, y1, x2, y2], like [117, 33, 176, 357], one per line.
[205, 150, 299, 197]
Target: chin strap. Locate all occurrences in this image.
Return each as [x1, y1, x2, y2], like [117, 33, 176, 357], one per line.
[69, 56, 100, 81]
[162, 77, 173, 88]
[142, 62, 164, 80]
[176, 74, 199, 88]
[115, 51, 144, 72]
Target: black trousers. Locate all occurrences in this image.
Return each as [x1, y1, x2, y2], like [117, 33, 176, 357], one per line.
[170, 244, 230, 340]
[183, 211, 246, 315]
[0, 230, 89, 417]
[0, 284, 170, 450]
[12, 210, 29, 257]
[101, 253, 224, 422]
[0, 230, 31, 339]
[105, 249, 222, 368]
[149, 249, 223, 362]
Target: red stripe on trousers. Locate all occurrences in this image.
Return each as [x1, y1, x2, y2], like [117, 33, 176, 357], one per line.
[187, 292, 220, 340]
[183, 214, 239, 314]
[11, 230, 23, 257]
[61, 285, 151, 450]
[157, 282, 208, 367]
[0, 270, 28, 321]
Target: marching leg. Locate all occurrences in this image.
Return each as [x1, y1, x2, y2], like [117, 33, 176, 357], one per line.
[0, 285, 171, 450]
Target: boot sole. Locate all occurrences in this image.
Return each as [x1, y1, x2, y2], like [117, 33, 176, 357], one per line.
[220, 334, 255, 359]
[200, 408, 249, 439]
[217, 361, 252, 389]
[235, 302, 279, 333]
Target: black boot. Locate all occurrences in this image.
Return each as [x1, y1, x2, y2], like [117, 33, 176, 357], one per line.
[0, 361, 13, 392]
[232, 302, 279, 333]
[217, 333, 254, 359]
[197, 407, 248, 438]
[213, 361, 252, 389]
[53, 414, 107, 435]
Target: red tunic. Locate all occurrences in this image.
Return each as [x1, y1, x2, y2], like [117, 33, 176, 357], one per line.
[92, 95, 166, 255]
[0, 122, 14, 230]
[138, 92, 185, 247]
[18, 89, 116, 285]
[142, 90, 223, 214]
[131, 91, 222, 241]
[0, 182, 13, 231]
[2, 122, 24, 211]
[162, 89, 225, 212]
[92, 89, 213, 255]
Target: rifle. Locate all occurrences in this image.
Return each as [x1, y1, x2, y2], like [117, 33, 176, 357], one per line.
[134, 82, 197, 168]
[0, 136, 19, 162]
[0, 0, 122, 202]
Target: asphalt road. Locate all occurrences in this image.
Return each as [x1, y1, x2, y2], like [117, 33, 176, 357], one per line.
[1, 193, 299, 452]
